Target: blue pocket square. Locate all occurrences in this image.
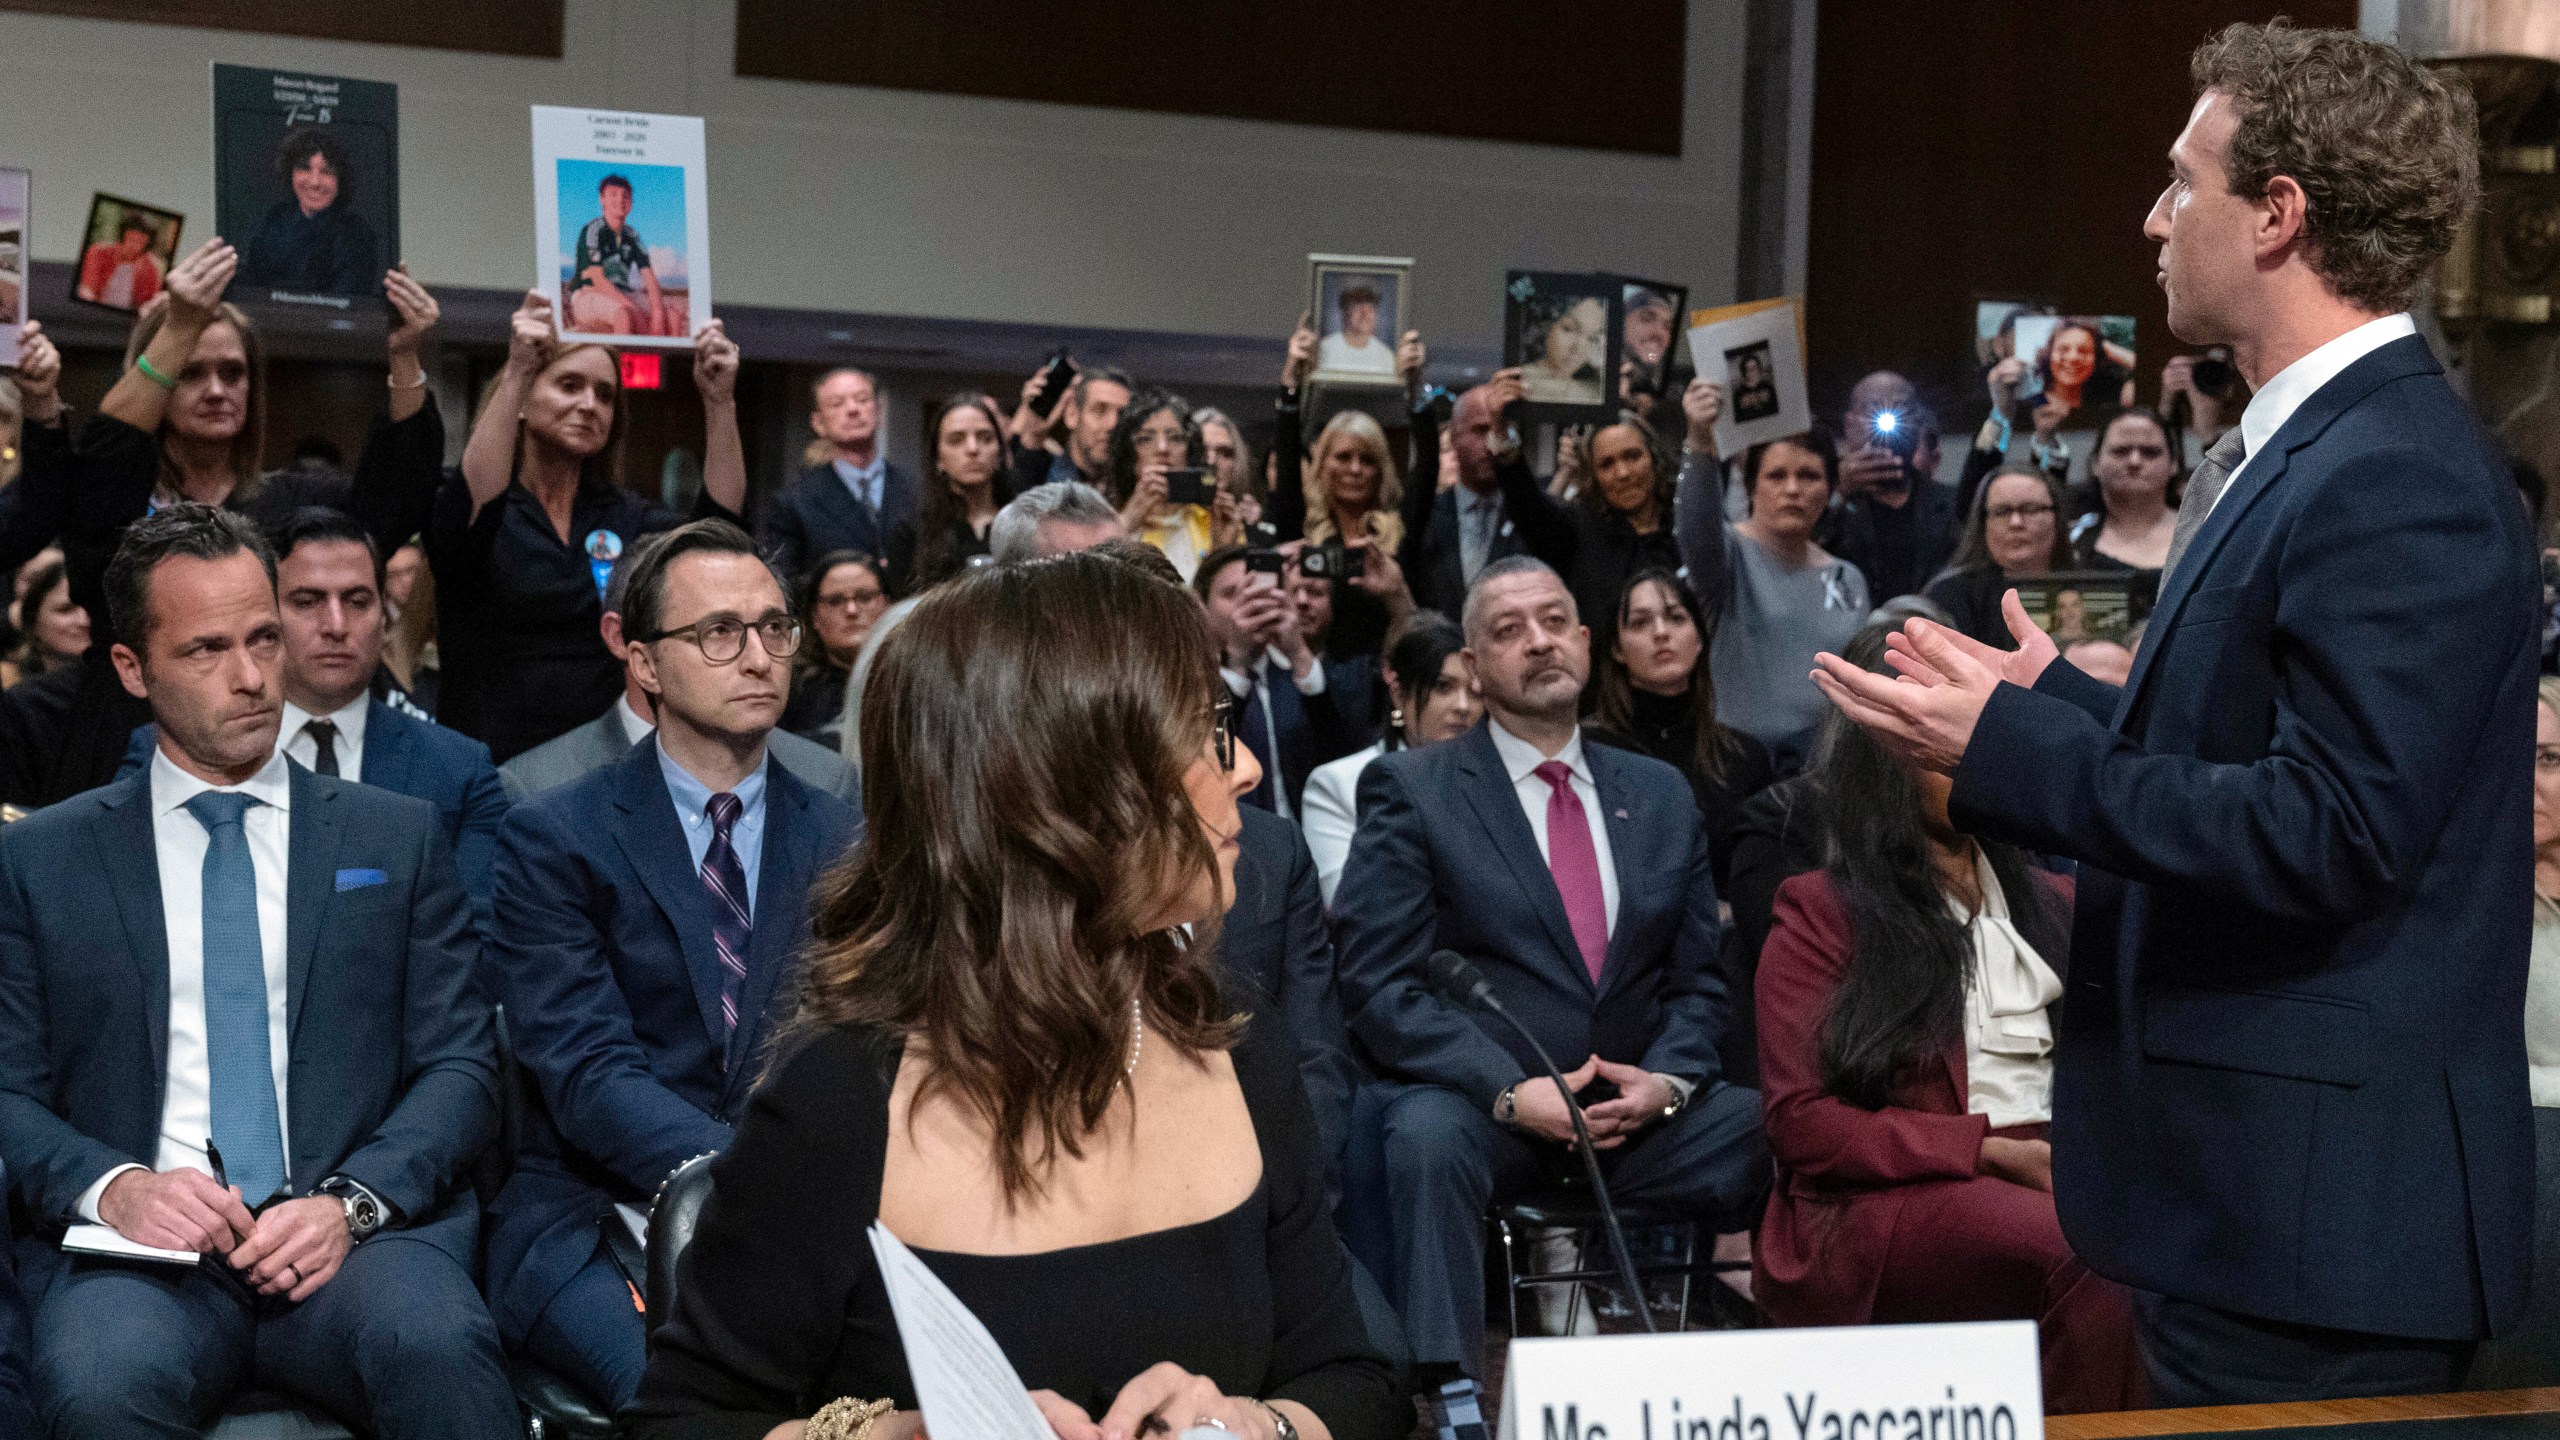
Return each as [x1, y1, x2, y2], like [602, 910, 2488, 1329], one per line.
[334, 868, 388, 893]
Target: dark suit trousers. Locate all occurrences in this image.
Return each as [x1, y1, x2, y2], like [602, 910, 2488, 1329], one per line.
[32, 1233, 516, 1439]
[2137, 1292, 2474, 1407]
[1866, 1127, 2141, 1414]
[1371, 1079, 1763, 1374]
[522, 1230, 649, 1411]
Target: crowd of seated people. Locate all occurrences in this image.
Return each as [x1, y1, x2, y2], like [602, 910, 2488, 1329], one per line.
[1, 210, 2557, 1440]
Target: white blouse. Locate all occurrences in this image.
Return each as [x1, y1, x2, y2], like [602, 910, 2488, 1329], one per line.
[1953, 850, 2064, 1128]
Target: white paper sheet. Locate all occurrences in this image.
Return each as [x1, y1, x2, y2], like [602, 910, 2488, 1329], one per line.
[868, 1223, 1054, 1440]
[61, 1223, 199, 1266]
[615, 1202, 651, 1248]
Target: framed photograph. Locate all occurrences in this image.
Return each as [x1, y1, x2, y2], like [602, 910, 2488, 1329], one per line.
[71, 194, 186, 314]
[1503, 270, 1620, 423]
[1307, 253, 1411, 388]
[0, 168, 24, 368]
[2012, 312, 2138, 418]
[212, 63, 398, 309]
[533, 106, 712, 348]
[1687, 296, 1809, 455]
[2009, 570, 2152, 646]
[1613, 276, 1688, 406]
[1974, 297, 2055, 371]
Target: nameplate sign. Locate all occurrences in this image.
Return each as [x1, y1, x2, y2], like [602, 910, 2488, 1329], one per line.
[1497, 1321, 2042, 1440]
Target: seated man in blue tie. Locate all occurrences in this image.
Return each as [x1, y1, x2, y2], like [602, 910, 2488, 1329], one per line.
[485, 518, 858, 1412]
[0, 503, 512, 1438]
[1195, 545, 1365, 820]
[1333, 557, 1766, 1381]
[119, 507, 511, 921]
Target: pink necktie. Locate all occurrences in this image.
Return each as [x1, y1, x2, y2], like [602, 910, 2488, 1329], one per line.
[1533, 761, 1609, 983]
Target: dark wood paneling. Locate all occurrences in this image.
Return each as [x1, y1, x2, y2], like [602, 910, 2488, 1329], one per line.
[0, 0, 562, 58]
[1802, 1, 2356, 421]
[735, 0, 1687, 155]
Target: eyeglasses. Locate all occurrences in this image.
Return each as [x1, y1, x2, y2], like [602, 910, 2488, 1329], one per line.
[645, 614, 804, 664]
[1988, 502, 2057, 523]
[1211, 694, 1240, 771]
[818, 587, 886, 612]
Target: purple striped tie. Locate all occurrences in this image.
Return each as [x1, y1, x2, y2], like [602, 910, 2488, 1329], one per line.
[701, 793, 752, 1043]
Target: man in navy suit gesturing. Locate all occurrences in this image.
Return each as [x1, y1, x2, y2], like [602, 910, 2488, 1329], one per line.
[485, 519, 856, 1411]
[0, 504, 512, 1436]
[1816, 24, 2536, 1405]
[1335, 556, 1765, 1380]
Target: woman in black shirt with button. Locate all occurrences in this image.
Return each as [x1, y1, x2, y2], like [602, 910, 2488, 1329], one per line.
[630, 555, 1403, 1440]
[371, 288, 747, 760]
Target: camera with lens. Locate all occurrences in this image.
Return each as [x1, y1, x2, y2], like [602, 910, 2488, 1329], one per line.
[2189, 346, 2238, 400]
[1297, 539, 1354, 581]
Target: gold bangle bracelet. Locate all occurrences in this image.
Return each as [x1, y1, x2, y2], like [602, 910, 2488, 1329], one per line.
[807, 1396, 895, 1440]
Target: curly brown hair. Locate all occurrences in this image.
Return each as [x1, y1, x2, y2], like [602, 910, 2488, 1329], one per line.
[2191, 21, 2479, 313]
[784, 553, 1240, 1201]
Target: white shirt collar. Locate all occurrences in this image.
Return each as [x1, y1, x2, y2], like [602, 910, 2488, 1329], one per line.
[280, 692, 369, 758]
[2237, 313, 2415, 465]
[1487, 714, 1591, 788]
[150, 743, 295, 819]
[616, 694, 656, 747]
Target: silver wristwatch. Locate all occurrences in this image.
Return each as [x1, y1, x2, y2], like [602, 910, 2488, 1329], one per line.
[1493, 1085, 1520, 1128]
[1254, 1399, 1298, 1440]
[316, 1174, 384, 1242]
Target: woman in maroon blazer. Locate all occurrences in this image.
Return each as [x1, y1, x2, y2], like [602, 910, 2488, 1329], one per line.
[1754, 631, 2139, 1413]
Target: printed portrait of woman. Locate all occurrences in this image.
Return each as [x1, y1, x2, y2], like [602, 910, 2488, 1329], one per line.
[1519, 291, 1609, 405]
[235, 125, 380, 296]
[2032, 317, 2135, 418]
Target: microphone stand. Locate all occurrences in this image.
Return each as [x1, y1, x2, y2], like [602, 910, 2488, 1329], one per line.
[1430, 952, 1655, 1334]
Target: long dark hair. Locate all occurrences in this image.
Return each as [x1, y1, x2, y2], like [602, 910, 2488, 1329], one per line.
[1383, 613, 1466, 752]
[1105, 389, 1205, 508]
[1587, 568, 1736, 786]
[912, 391, 1011, 591]
[1946, 465, 2073, 576]
[1570, 410, 1676, 525]
[796, 549, 883, 676]
[1811, 622, 2066, 1110]
[788, 554, 1240, 1199]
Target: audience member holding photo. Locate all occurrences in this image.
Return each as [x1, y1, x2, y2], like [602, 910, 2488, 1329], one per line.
[74, 213, 165, 311]
[1269, 318, 1427, 657]
[235, 126, 381, 297]
[1921, 467, 2075, 649]
[1554, 411, 1681, 631]
[355, 288, 747, 762]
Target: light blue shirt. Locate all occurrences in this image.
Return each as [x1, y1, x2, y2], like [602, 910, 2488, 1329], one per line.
[656, 741, 769, 920]
[832, 454, 888, 515]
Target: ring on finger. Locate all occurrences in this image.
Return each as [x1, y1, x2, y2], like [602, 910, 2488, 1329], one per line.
[284, 1263, 301, 1285]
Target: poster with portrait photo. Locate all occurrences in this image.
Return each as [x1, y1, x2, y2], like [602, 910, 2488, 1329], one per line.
[2011, 312, 2137, 419]
[1502, 270, 1620, 424]
[72, 194, 185, 314]
[0, 168, 24, 367]
[1974, 297, 2055, 372]
[1687, 296, 1809, 456]
[533, 106, 712, 349]
[1612, 277, 1688, 407]
[2010, 571, 2147, 646]
[212, 63, 397, 310]
[1307, 253, 1410, 388]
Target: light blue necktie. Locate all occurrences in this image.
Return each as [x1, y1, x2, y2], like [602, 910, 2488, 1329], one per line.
[184, 791, 286, 1205]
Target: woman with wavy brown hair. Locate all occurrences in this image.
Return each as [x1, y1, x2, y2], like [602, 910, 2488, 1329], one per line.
[631, 554, 1404, 1440]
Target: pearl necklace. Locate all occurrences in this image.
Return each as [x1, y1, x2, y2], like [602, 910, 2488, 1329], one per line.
[1126, 996, 1144, 1076]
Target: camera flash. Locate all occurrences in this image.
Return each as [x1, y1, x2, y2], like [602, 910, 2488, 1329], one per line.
[1874, 411, 1900, 434]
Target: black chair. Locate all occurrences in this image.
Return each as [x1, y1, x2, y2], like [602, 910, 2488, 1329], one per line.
[1489, 1179, 1752, 1338]
[645, 1152, 719, 1336]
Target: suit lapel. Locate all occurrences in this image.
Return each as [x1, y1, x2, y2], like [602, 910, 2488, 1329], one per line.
[283, 766, 345, 1045]
[725, 764, 811, 1105]
[1588, 746, 1642, 994]
[2116, 335, 2439, 714]
[361, 699, 412, 795]
[610, 742, 731, 1059]
[92, 778, 172, 1104]
[1455, 727, 1590, 992]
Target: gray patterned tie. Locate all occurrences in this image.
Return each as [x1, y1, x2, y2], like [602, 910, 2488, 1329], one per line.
[2161, 426, 2250, 588]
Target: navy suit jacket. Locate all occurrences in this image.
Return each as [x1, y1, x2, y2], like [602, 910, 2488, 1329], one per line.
[119, 698, 511, 924]
[1952, 334, 2538, 1340]
[758, 461, 916, 584]
[482, 739, 857, 1340]
[1333, 722, 1728, 1111]
[1220, 807, 1361, 1179]
[0, 767, 498, 1269]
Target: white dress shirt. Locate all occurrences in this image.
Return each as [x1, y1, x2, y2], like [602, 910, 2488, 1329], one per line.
[617, 694, 656, 747]
[1485, 717, 1620, 935]
[2204, 313, 2416, 522]
[1301, 741, 1384, 906]
[1219, 650, 1327, 823]
[78, 748, 298, 1219]
[280, 693, 370, 783]
[1954, 849, 2064, 1128]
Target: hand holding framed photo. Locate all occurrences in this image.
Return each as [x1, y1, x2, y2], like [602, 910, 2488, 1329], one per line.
[213, 63, 399, 309]
[1686, 297, 1809, 455]
[1503, 270, 1621, 423]
[1307, 254, 1412, 388]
